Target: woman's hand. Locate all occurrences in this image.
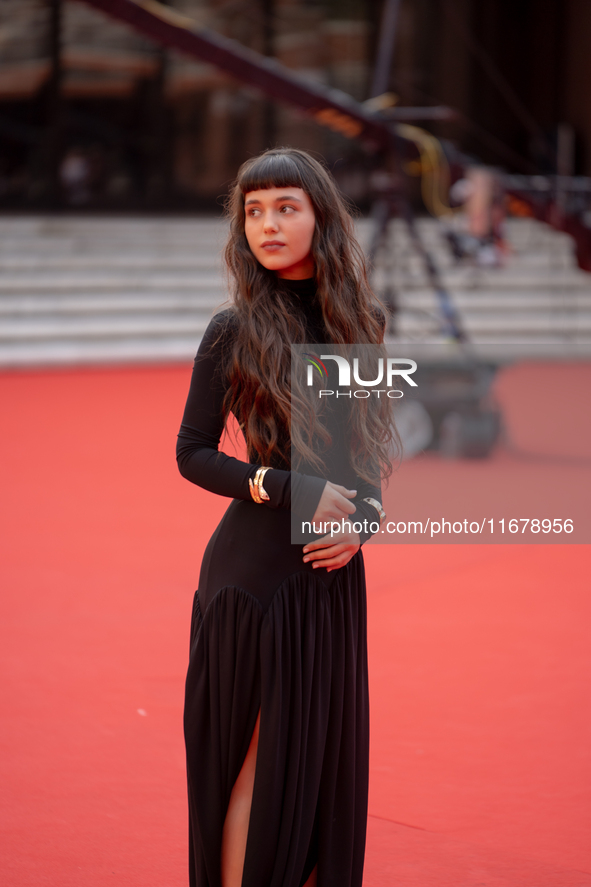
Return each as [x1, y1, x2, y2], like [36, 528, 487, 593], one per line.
[311, 481, 357, 525]
[302, 530, 361, 573]
[304, 482, 359, 571]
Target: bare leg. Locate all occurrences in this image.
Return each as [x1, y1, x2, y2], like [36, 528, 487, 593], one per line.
[221, 712, 260, 887]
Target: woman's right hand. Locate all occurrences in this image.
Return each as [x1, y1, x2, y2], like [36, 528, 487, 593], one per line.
[311, 481, 357, 525]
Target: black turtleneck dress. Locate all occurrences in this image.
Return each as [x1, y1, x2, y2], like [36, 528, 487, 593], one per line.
[176, 278, 382, 887]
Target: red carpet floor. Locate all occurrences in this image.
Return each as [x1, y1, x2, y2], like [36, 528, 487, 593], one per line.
[1, 363, 590, 886]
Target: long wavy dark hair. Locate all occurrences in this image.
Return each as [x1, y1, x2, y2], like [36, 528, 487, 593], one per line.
[220, 147, 397, 483]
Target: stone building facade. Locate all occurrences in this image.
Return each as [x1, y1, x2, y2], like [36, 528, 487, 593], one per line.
[0, 0, 372, 207]
[0, 0, 590, 209]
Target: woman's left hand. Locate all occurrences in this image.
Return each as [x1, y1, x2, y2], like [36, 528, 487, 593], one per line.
[302, 530, 361, 572]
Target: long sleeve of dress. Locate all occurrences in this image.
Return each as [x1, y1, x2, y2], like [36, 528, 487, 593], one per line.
[176, 311, 327, 521]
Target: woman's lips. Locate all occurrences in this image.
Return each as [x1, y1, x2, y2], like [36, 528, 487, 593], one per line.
[261, 241, 285, 251]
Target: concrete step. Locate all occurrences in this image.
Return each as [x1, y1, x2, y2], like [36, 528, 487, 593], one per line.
[0, 293, 226, 315]
[376, 271, 591, 291]
[0, 255, 223, 271]
[394, 291, 591, 309]
[0, 313, 212, 341]
[0, 337, 203, 366]
[0, 274, 225, 292]
[2, 265, 588, 290]
[395, 312, 591, 333]
[2, 291, 588, 317]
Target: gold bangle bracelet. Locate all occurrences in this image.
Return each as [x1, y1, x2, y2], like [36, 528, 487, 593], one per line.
[256, 467, 271, 501]
[362, 497, 386, 525]
[249, 466, 271, 504]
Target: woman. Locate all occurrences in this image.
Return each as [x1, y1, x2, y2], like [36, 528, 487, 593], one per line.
[177, 147, 394, 887]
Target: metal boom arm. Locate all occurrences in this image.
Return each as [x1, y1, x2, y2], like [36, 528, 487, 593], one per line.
[78, 0, 396, 150]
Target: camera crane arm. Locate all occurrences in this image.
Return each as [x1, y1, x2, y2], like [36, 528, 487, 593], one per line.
[78, 0, 399, 151]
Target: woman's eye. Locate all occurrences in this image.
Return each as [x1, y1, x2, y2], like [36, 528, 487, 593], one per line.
[280, 205, 295, 214]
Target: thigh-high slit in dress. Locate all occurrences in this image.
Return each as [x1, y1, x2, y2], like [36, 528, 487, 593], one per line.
[176, 278, 382, 887]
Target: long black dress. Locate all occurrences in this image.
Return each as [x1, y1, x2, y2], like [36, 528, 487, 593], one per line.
[177, 278, 382, 887]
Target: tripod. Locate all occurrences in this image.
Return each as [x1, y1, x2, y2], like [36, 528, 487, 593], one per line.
[367, 177, 467, 343]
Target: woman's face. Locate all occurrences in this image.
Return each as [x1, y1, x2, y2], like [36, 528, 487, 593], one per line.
[243, 186, 316, 279]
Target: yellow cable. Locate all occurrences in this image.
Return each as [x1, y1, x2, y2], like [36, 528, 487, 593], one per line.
[396, 123, 455, 218]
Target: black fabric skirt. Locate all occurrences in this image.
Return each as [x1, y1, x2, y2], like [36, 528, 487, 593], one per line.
[184, 499, 369, 887]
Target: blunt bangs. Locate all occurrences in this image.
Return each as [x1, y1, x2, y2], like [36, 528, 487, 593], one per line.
[238, 150, 312, 195]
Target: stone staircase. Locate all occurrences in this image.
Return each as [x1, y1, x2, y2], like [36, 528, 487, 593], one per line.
[0, 214, 590, 367]
[367, 217, 591, 356]
[0, 217, 227, 366]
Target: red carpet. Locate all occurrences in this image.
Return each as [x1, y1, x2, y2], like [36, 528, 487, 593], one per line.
[1, 363, 590, 886]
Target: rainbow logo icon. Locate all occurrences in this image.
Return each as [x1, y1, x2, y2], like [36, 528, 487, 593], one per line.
[303, 352, 328, 385]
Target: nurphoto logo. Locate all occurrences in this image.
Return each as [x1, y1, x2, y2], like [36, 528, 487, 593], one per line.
[304, 353, 418, 398]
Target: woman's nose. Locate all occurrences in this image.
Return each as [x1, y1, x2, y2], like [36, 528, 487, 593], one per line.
[263, 212, 279, 232]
